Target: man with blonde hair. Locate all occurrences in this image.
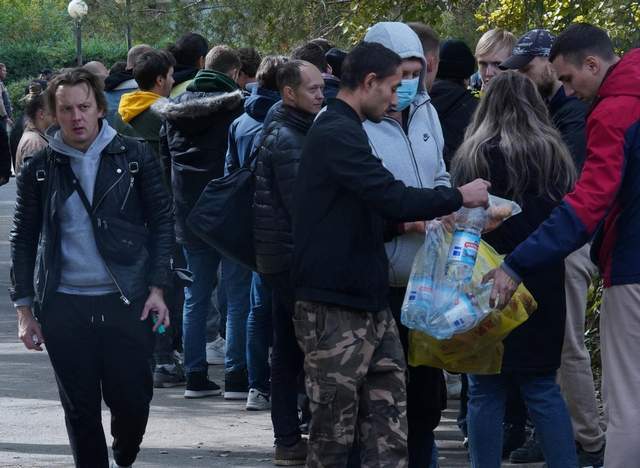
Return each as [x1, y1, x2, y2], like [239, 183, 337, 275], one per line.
[475, 28, 516, 89]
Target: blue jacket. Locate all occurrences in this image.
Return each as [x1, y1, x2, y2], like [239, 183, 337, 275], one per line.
[225, 86, 280, 174]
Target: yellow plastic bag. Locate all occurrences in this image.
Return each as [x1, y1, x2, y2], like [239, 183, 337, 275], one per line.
[408, 240, 537, 375]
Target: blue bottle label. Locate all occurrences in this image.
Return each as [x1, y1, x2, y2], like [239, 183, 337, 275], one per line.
[448, 230, 480, 267]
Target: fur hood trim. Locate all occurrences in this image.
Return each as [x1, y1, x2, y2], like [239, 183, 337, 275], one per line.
[152, 89, 243, 121]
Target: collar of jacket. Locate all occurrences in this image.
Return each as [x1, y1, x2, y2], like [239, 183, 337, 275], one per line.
[273, 104, 316, 133]
[187, 69, 238, 93]
[118, 90, 163, 123]
[104, 70, 134, 91]
[172, 64, 199, 86]
[328, 98, 362, 123]
[45, 130, 128, 165]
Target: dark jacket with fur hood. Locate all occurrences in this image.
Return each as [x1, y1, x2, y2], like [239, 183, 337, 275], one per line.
[155, 88, 244, 246]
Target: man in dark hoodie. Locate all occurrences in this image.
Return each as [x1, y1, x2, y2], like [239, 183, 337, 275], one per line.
[253, 59, 324, 466]
[169, 33, 209, 98]
[103, 44, 153, 125]
[155, 45, 244, 400]
[430, 39, 479, 168]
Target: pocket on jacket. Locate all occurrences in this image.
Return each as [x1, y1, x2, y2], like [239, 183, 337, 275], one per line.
[94, 216, 148, 265]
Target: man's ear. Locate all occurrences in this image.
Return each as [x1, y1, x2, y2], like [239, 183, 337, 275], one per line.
[362, 72, 377, 90]
[282, 85, 295, 102]
[584, 55, 601, 76]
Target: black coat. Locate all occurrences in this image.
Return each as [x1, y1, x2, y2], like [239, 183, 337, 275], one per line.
[156, 89, 244, 246]
[480, 143, 566, 372]
[292, 99, 463, 312]
[10, 134, 174, 308]
[549, 86, 587, 171]
[253, 104, 315, 275]
[430, 79, 478, 169]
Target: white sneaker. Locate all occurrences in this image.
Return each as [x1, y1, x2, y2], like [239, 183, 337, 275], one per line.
[246, 388, 271, 411]
[206, 335, 225, 365]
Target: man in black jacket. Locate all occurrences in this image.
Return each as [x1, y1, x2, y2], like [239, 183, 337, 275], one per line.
[155, 45, 244, 399]
[253, 59, 324, 466]
[499, 29, 604, 466]
[10, 68, 173, 468]
[292, 42, 490, 467]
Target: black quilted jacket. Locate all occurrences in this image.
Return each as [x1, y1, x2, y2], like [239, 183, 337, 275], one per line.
[253, 104, 315, 274]
[9, 133, 174, 307]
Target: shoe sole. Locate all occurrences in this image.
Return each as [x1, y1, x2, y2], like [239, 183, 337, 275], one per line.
[224, 391, 249, 400]
[154, 381, 186, 388]
[246, 403, 271, 411]
[273, 459, 306, 466]
[184, 389, 222, 398]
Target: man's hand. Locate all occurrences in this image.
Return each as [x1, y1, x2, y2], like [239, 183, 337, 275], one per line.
[17, 306, 44, 351]
[437, 214, 456, 232]
[403, 221, 426, 233]
[483, 266, 520, 309]
[458, 179, 491, 208]
[141, 287, 170, 332]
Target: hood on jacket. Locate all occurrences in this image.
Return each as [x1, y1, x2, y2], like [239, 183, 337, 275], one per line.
[598, 48, 640, 100]
[172, 64, 200, 86]
[46, 119, 117, 160]
[104, 70, 134, 92]
[245, 86, 280, 123]
[152, 89, 244, 122]
[187, 69, 238, 93]
[364, 22, 427, 93]
[118, 91, 165, 123]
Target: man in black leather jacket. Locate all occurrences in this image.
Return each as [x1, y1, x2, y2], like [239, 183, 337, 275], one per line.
[252, 59, 324, 466]
[10, 68, 174, 468]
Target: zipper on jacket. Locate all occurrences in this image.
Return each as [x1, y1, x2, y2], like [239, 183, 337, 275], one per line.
[93, 172, 125, 214]
[385, 117, 424, 188]
[120, 176, 135, 212]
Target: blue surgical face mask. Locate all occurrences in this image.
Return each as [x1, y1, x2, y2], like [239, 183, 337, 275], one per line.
[395, 77, 419, 111]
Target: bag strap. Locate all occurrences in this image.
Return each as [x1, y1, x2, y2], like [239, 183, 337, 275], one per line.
[62, 163, 94, 217]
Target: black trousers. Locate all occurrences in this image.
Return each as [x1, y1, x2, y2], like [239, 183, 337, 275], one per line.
[38, 292, 155, 468]
[265, 271, 304, 447]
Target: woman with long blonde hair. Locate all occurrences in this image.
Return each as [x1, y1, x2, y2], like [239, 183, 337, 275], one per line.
[452, 70, 578, 468]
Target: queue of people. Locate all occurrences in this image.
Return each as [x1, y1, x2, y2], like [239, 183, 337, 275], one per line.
[8, 19, 639, 468]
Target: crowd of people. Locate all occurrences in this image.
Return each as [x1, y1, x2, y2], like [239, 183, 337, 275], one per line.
[7, 18, 640, 468]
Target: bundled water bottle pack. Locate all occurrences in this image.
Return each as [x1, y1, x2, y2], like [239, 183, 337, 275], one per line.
[401, 196, 522, 340]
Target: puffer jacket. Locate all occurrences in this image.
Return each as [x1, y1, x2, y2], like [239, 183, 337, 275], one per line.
[155, 89, 244, 246]
[9, 134, 174, 308]
[253, 104, 315, 274]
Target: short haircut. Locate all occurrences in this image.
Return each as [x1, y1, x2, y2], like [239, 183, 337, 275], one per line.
[46, 67, 108, 115]
[549, 23, 615, 65]
[238, 47, 261, 78]
[475, 28, 516, 57]
[126, 44, 153, 69]
[133, 49, 176, 91]
[407, 22, 440, 56]
[276, 60, 306, 92]
[340, 42, 402, 90]
[205, 45, 241, 73]
[309, 38, 334, 54]
[291, 42, 328, 73]
[170, 33, 208, 67]
[83, 61, 108, 78]
[110, 61, 127, 75]
[256, 55, 289, 91]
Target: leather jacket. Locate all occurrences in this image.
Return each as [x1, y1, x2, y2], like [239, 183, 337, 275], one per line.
[10, 134, 174, 308]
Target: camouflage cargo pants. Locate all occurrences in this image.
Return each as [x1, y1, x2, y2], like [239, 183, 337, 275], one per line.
[293, 301, 408, 468]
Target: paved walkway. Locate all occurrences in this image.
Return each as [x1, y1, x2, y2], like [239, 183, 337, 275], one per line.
[0, 179, 543, 467]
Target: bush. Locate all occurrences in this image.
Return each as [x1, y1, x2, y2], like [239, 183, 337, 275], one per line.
[0, 38, 128, 84]
[6, 78, 32, 119]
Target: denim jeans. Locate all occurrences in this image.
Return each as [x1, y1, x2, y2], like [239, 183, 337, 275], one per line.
[247, 272, 272, 392]
[467, 372, 578, 468]
[182, 245, 222, 374]
[221, 257, 252, 374]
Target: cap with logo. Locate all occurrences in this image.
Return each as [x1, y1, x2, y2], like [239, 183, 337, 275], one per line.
[499, 29, 555, 70]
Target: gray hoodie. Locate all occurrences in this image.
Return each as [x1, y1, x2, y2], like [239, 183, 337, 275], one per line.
[364, 22, 451, 287]
[49, 121, 120, 296]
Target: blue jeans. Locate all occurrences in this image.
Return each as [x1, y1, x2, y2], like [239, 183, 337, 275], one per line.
[182, 245, 222, 374]
[467, 372, 578, 468]
[247, 273, 272, 392]
[221, 257, 252, 374]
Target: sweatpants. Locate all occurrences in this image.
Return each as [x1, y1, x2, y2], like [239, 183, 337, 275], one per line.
[38, 292, 155, 468]
[601, 284, 640, 468]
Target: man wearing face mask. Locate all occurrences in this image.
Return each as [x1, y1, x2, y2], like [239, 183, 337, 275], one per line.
[362, 22, 451, 467]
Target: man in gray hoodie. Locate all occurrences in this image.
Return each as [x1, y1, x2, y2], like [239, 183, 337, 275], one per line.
[363, 21, 450, 467]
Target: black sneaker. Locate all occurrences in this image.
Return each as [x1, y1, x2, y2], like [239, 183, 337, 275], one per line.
[224, 369, 249, 400]
[153, 363, 186, 388]
[510, 431, 545, 463]
[274, 438, 307, 466]
[502, 423, 527, 459]
[184, 371, 222, 398]
[577, 443, 604, 468]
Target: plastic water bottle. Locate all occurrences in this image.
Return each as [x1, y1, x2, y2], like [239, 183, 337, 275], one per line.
[444, 207, 487, 283]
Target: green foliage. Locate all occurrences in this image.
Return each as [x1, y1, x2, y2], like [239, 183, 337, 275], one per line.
[6, 78, 31, 118]
[585, 276, 603, 385]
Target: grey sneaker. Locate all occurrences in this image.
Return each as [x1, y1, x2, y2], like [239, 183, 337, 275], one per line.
[246, 388, 270, 411]
[111, 461, 132, 468]
[153, 363, 186, 388]
[578, 443, 605, 468]
[274, 438, 307, 466]
[206, 335, 225, 365]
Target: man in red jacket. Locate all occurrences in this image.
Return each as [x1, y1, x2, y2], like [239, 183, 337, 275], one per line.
[486, 24, 640, 468]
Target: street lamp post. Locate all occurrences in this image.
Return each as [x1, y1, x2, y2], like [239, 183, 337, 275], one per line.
[68, 0, 89, 66]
